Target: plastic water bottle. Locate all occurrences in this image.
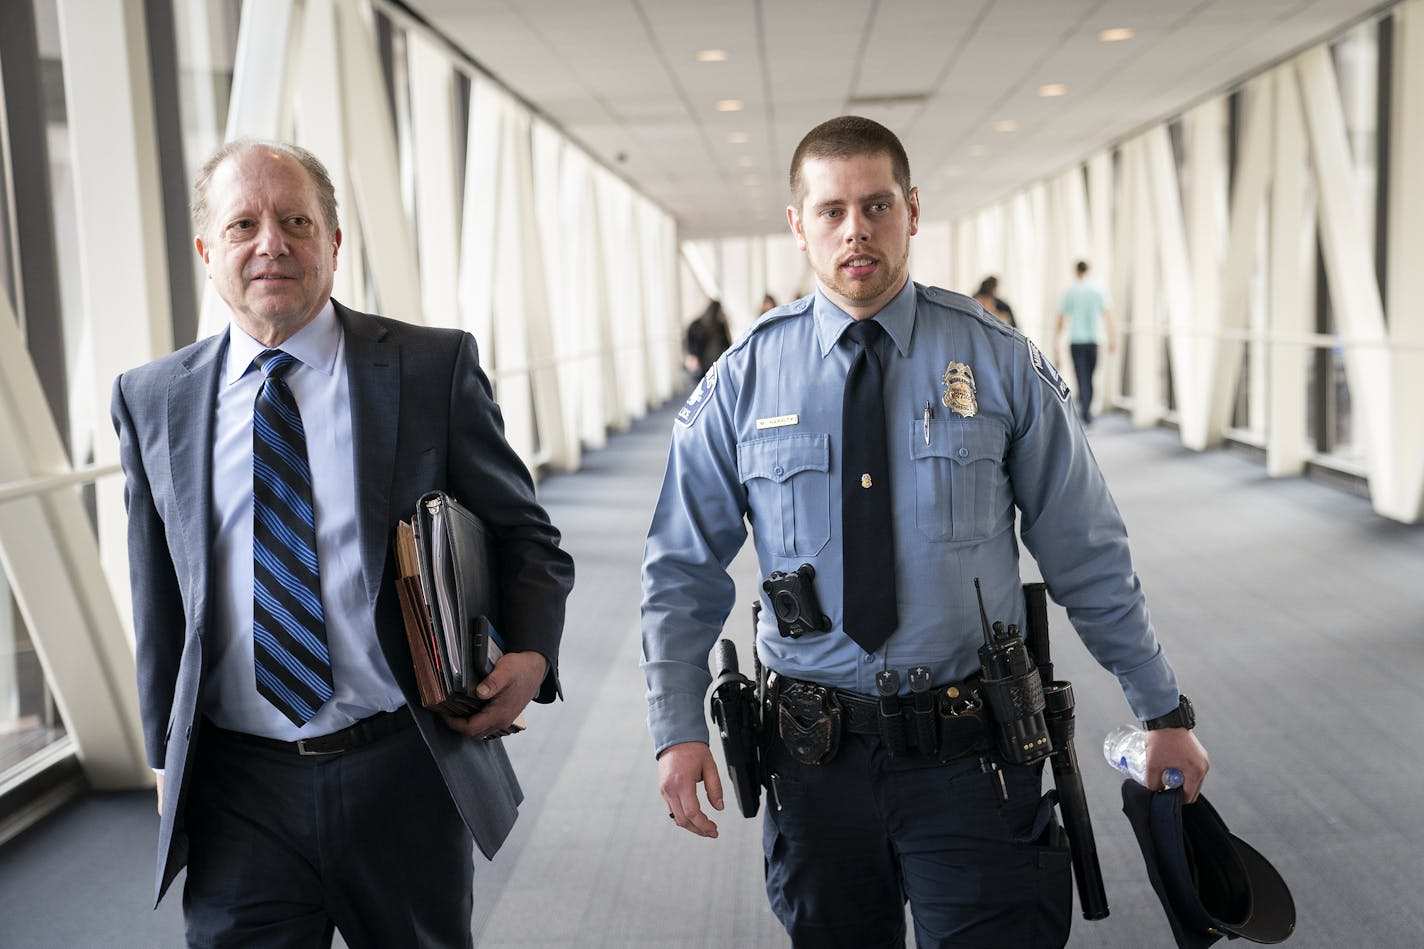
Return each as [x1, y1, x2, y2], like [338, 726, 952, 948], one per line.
[1103, 725, 1184, 789]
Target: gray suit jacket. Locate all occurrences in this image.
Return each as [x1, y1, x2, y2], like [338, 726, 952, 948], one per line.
[111, 302, 575, 904]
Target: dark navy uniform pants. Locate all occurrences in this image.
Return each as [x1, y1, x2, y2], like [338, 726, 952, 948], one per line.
[182, 721, 474, 948]
[1069, 343, 1099, 424]
[762, 732, 1072, 948]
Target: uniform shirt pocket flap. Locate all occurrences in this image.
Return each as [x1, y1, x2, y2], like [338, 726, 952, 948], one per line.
[738, 433, 830, 483]
[910, 419, 1007, 464]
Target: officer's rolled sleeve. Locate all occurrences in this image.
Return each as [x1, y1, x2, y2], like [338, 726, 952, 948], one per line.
[1006, 337, 1180, 721]
[641, 360, 749, 757]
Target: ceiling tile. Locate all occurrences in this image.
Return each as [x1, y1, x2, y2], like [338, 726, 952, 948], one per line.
[406, 0, 1389, 236]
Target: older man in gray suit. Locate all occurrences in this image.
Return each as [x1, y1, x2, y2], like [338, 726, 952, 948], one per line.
[111, 139, 574, 948]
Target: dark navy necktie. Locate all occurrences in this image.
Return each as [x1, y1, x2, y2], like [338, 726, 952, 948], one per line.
[841, 320, 899, 654]
[252, 350, 333, 725]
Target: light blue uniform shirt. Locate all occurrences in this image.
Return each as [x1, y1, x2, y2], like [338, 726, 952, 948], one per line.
[641, 280, 1178, 756]
[1060, 279, 1112, 344]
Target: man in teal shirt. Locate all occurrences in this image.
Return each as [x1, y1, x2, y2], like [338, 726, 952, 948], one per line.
[1055, 260, 1115, 424]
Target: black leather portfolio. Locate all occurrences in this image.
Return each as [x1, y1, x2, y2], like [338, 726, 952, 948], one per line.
[394, 491, 506, 717]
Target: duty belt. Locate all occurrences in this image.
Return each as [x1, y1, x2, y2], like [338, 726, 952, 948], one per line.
[775, 674, 993, 760]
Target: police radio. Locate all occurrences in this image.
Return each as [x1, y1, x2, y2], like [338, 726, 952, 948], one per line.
[973, 578, 1053, 765]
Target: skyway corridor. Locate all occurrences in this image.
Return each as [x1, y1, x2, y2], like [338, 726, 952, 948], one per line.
[1, 402, 1421, 948]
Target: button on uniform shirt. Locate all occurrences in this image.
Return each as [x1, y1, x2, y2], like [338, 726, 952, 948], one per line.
[208, 301, 404, 740]
[641, 279, 1179, 755]
[1060, 278, 1112, 344]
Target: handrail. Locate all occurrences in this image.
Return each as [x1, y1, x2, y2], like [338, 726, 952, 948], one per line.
[0, 465, 122, 504]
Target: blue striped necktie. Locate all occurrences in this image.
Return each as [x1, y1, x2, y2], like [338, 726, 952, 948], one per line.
[252, 349, 333, 725]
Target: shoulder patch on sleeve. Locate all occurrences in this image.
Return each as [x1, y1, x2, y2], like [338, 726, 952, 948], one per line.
[1027, 340, 1071, 403]
[676, 363, 719, 426]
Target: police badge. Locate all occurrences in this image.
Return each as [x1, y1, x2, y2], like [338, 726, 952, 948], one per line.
[941, 362, 978, 418]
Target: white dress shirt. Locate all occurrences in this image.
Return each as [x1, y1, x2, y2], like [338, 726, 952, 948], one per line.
[205, 301, 405, 739]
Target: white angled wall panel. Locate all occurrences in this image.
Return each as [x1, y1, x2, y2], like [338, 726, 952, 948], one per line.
[1385, 1, 1424, 522]
[408, 32, 461, 329]
[333, 0, 423, 325]
[1267, 67, 1311, 478]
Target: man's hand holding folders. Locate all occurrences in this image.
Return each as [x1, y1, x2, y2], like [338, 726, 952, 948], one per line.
[439, 651, 544, 739]
[394, 490, 534, 739]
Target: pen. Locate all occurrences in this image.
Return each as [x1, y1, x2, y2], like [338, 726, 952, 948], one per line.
[923, 401, 932, 445]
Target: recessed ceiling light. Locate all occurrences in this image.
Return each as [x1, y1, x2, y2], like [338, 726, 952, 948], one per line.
[1039, 83, 1067, 97]
[968, 145, 987, 157]
[737, 156, 754, 167]
[994, 120, 1018, 133]
[696, 49, 728, 62]
[728, 131, 749, 143]
[1099, 27, 1134, 42]
[716, 99, 744, 112]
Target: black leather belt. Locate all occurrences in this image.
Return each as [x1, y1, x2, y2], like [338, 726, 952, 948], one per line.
[835, 688, 906, 735]
[210, 706, 415, 756]
[827, 685, 979, 735]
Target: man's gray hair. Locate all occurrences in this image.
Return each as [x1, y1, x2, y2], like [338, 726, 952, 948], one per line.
[191, 139, 340, 239]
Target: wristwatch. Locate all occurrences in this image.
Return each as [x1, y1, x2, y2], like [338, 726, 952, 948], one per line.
[1142, 695, 1195, 731]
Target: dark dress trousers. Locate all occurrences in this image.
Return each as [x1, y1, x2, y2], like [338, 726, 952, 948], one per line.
[110, 301, 575, 907]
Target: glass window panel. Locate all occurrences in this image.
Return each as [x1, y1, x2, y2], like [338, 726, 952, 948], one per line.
[0, 135, 13, 315]
[1168, 118, 1187, 211]
[1230, 352, 1251, 431]
[172, 0, 243, 316]
[1307, 347, 1324, 453]
[1305, 340, 1360, 470]
[1326, 346, 1359, 467]
[385, 19, 418, 233]
[0, 571, 66, 782]
[1332, 24, 1379, 271]
[1162, 335, 1175, 412]
[32, 2, 86, 471]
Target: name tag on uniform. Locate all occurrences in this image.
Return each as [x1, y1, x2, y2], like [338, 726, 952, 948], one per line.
[755, 414, 799, 430]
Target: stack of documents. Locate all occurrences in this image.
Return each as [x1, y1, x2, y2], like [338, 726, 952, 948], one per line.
[394, 491, 506, 717]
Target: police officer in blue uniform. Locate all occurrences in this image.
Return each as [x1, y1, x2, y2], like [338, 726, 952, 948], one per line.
[641, 116, 1210, 948]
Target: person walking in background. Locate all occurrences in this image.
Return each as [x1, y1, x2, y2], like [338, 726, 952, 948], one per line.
[1055, 260, 1115, 425]
[975, 274, 1015, 327]
[683, 299, 733, 382]
[973, 277, 1015, 327]
[112, 139, 574, 946]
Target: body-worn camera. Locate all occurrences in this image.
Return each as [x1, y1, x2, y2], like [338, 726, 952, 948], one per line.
[762, 564, 832, 639]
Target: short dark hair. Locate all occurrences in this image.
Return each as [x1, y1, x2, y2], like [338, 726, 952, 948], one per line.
[192, 139, 340, 240]
[1075, 260, 1090, 275]
[789, 116, 912, 208]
